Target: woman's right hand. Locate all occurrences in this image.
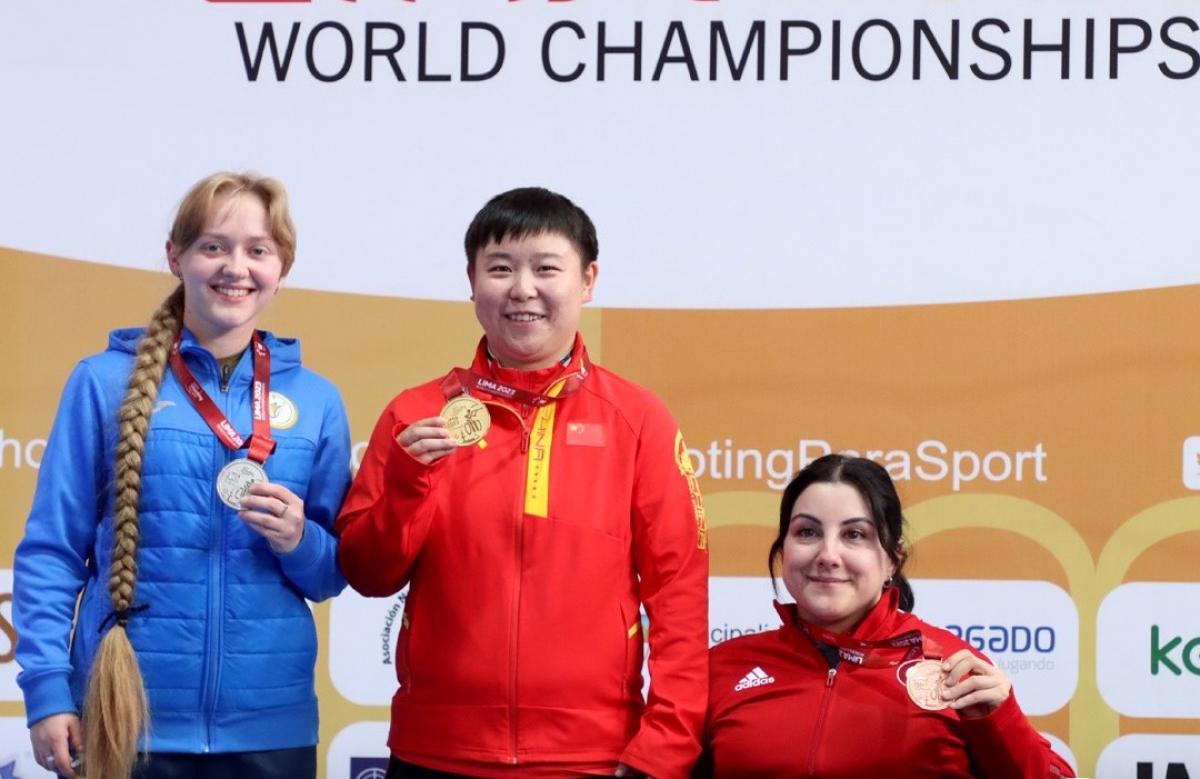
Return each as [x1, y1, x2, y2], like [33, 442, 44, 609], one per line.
[30, 712, 82, 779]
[397, 417, 457, 465]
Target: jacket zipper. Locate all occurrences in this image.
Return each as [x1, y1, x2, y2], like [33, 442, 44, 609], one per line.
[196, 349, 228, 752]
[806, 666, 838, 777]
[482, 400, 529, 764]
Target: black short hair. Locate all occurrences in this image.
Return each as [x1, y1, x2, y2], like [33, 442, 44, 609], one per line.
[464, 187, 598, 270]
[769, 454, 915, 611]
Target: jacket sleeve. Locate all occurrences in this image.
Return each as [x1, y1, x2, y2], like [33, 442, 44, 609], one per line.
[276, 387, 351, 602]
[620, 398, 709, 779]
[960, 692, 1076, 778]
[334, 398, 443, 596]
[14, 362, 107, 726]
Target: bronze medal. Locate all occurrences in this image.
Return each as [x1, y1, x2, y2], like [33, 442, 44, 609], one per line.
[904, 659, 949, 711]
[441, 395, 491, 446]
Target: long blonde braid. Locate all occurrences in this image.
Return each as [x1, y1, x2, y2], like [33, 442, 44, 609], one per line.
[82, 286, 183, 779]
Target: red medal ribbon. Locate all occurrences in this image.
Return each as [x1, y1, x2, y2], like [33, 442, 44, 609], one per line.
[169, 332, 277, 463]
[794, 620, 935, 668]
[440, 352, 591, 408]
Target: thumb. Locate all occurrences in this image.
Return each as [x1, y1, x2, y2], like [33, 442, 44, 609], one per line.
[67, 716, 83, 751]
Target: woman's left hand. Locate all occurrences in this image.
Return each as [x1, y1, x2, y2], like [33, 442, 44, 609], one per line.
[940, 648, 1011, 719]
[239, 481, 305, 554]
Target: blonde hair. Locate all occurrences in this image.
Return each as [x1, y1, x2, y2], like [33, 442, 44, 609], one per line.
[169, 171, 297, 274]
[83, 172, 294, 778]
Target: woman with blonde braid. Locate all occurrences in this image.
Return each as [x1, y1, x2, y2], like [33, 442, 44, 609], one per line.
[14, 172, 351, 779]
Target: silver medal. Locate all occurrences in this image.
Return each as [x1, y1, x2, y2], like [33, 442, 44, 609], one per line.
[216, 457, 268, 509]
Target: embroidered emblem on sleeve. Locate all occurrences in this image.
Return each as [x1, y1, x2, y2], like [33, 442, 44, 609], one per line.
[674, 430, 707, 550]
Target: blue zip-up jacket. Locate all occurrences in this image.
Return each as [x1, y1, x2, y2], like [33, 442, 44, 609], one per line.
[14, 327, 351, 753]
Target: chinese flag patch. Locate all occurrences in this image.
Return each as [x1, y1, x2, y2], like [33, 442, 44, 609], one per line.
[566, 421, 605, 447]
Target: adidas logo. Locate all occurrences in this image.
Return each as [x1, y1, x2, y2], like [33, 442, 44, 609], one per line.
[734, 666, 775, 691]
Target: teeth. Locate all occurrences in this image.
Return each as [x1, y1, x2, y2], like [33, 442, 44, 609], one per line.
[507, 313, 542, 322]
[215, 287, 250, 298]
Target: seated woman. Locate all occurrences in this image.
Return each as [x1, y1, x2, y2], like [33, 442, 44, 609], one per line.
[698, 454, 1074, 779]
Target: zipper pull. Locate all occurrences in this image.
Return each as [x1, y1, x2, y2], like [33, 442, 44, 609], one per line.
[826, 668, 837, 688]
[521, 427, 530, 453]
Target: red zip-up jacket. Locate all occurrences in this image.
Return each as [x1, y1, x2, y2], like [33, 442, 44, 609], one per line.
[337, 336, 709, 779]
[698, 590, 1075, 779]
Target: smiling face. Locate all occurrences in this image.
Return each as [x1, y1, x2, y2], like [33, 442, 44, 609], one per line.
[782, 481, 897, 634]
[167, 193, 284, 357]
[469, 231, 597, 371]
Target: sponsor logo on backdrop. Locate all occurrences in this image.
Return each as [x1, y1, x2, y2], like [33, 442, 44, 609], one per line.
[209, 7, 1200, 85]
[911, 579, 1077, 716]
[1096, 734, 1200, 779]
[1098, 583, 1200, 718]
[0, 571, 19, 702]
[708, 577, 783, 648]
[350, 757, 389, 779]
[686, 438, 1048, 491]
[329, 588, 407, 705]
[0, 429, 45, 470]
[1183, 437, 1200, 490]
[327, 723, 391, 779]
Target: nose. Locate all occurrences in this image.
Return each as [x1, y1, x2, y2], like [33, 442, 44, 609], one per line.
[814, 534, 841, 569]
[221, 247, 251, 277]
[509, 268, 536, 300]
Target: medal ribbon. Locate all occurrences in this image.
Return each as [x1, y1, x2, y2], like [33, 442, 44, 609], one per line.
[440, 351, 591, 408]
[169, 332, 276, 463]
[794, 620, 933, 668]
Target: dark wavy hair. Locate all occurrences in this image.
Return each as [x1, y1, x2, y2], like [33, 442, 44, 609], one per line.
[464, 186, 598, 271]
[768, 454, 915, 611]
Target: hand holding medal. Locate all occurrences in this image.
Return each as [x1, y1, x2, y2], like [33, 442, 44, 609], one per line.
[936, 648, 1012, 718]
[397, 416, 460, 464]
[237, 481, 306, 554]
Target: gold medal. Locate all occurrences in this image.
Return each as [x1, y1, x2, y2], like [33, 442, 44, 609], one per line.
[440, 395, 491, 446]
[904, 659, 949, 711]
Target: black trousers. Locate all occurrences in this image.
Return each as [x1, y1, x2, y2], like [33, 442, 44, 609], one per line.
[129, 746, 316, 779]
[387, 758, 618, 779]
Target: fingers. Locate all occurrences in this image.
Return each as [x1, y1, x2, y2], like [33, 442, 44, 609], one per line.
[31, 714, 80, 778]
[238, 483, 304, 554]
[239, 483, 299, 521]
[396, 418, 457, 464]
[940, 649, 1011, 717]
[239, 507, 304, 554]
[67, 715, 83, 753]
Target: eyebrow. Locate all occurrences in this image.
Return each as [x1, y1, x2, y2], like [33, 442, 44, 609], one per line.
[481, 251, 565, 261]
[199, 232, 276, 244]
[789, 513, 872, 526]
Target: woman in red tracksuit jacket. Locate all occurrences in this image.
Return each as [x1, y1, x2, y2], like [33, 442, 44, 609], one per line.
[337, 187, 709, 779]
[697, 454, 1075, 779]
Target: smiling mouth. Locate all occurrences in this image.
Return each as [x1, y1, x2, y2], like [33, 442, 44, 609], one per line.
[808, 576, 848, 585]
[213, 286, 253, 299]
[505, 313, 544, 322]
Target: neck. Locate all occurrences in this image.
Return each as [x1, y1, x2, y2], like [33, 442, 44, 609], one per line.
[184, 314, 255, 359]
[489, 346, 574, 372]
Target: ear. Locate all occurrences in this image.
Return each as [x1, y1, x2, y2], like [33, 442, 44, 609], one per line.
[166, 240, 181, 277]
[581, 262, 598, 304]
[466, 262, 476, 301]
